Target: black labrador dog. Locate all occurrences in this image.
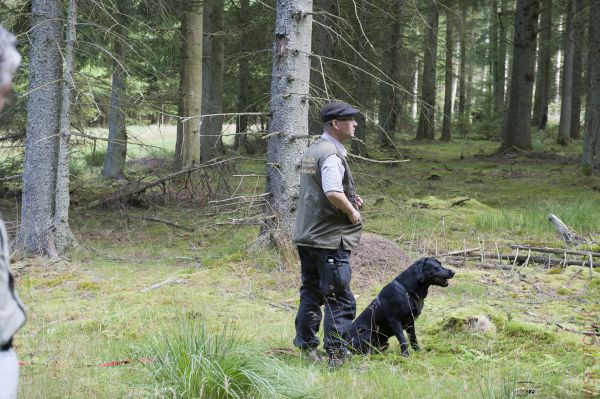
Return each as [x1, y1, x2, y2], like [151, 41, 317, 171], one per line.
[347, 257, 454, 357]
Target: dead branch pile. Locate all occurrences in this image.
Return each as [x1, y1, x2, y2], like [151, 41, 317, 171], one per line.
[87, 157, 239, 208]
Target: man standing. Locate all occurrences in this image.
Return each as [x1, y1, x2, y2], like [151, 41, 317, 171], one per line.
[293, 101, 363, 369]
[0, 25, 26, 399]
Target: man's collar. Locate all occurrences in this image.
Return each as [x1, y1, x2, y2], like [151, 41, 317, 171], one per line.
[321, 133, 347, 157]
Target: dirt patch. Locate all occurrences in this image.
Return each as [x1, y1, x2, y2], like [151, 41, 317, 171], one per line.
[352, 232, 412, 290]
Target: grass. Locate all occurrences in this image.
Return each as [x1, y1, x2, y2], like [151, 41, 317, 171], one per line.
[3, 125, 599, 398]
[133, 319, 313, 398]
[472, 198, 600, 236]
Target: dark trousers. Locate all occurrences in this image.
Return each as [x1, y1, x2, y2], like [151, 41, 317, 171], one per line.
[293, 245, 356, 354]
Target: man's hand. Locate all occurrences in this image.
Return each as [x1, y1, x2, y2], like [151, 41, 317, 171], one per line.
[355, 194, 364, 208]
[325, 191, 362, 224]
[348, 207, 361, 224]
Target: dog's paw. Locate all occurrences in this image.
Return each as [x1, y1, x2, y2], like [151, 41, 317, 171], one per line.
[412, 345, 421, 352]
[401, 351, 410, 357]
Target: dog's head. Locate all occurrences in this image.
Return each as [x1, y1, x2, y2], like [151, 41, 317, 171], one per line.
[419, 257, 455, 287]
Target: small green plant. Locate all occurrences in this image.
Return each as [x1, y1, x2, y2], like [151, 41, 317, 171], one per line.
[133, 319, 312, 399]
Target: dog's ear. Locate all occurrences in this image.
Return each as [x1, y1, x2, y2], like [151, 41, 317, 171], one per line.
[415, 258, 427, 283]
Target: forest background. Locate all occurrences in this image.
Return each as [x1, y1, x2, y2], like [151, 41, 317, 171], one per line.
[0, 0, 599, 397]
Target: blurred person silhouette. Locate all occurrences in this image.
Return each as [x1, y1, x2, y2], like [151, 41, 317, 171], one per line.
[0, 24, 26, 399]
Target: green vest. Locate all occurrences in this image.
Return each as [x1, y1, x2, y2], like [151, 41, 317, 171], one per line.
[293, 138, 362, 250]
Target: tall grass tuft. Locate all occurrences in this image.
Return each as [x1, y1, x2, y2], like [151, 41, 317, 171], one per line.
[478, 372, 519, 399]
[133, 319, 313, 399]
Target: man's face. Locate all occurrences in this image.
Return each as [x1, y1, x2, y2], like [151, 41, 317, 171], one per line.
[331, 117, 358, 142]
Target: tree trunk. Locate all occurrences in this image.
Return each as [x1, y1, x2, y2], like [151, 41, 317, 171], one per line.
[498, 0, 507, 113]
[17, 0, 63, 255]
[583, 0, 600, 172]
[570, 0, 584, 140]
[531, 0, 552, 131]
[458, 5, 468, 137]
[554, 14, 564, 103]
[309, 0, 337, 135]
[175, 4, 203, 170]
[558, 0, 576, 145]
[441, 10, 454, 142]
[54, 0, 78, 253]
[264, 0, 312, 239]
[412, 55, 419, 119]
[102, 1, 128, 179]
[491, 0, 501, 113]
[379, 0, 404, 146]
[235, 0, 250, 149]
[465, 24, 476, 133]
[201, 0, 225, 162]
[500, 0, 539, 151]
[352, 39, 370, 157]
[416, 0, 438, 140]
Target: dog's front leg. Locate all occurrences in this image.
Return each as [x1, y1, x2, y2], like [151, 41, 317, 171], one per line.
[406, 321, 420, 352]
[386, 318, 410, 357]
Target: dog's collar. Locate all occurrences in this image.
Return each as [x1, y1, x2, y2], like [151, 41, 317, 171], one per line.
[392, 279, 421, 301]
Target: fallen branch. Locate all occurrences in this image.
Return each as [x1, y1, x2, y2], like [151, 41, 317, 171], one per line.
[348, 153, 410, 164]
[475, 262, 514, 271]
[0, 174, 21, 182]
[464, 253, 595, 267]
[215, 214, 277, 226]
[140, 216, 195, 232]
[450, 197, 470, 207]
[441, 247, 480, 256]
[519, 276, 555, 297]
[209, 192, 269, 205]
[555, 323, 600, 336]
[510, 244, 600, 258]
[141, 278, 186, 292]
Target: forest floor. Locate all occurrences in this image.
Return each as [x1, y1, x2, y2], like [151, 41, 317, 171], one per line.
[1, 126, 599, 398]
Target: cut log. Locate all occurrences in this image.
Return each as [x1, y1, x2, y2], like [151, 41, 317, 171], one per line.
[548, 214, 588, 246]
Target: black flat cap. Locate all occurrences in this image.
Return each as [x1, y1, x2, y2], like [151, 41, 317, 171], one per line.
[319, 101, 360, 122]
